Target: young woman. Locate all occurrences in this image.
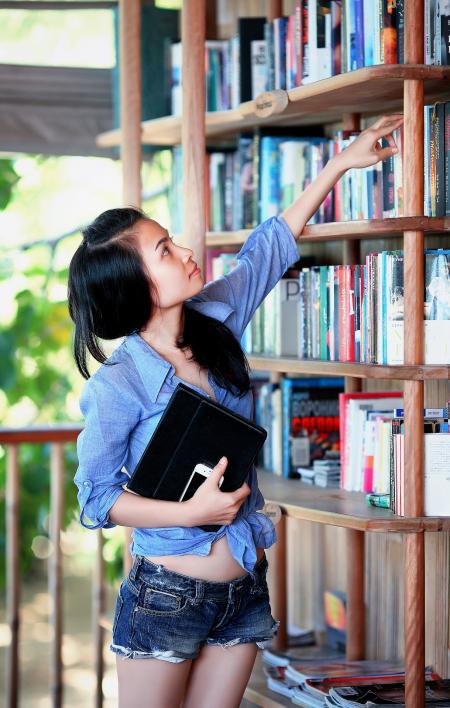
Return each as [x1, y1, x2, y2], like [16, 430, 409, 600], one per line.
[68, 114, 402, 708]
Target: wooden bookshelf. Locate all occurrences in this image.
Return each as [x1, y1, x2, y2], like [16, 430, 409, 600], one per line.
[203, 216, 450, 247]
[96, 65, 450, 148]
[247, 356, 450, 380]
[111, 1, 449, 706]
[257, 469, 450, 533]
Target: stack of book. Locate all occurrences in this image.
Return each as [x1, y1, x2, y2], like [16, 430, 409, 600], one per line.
[262, 656, 442, 706]
[170, 97, 450, 231]
[237, 250, 450, 366]
[340, 393, 450, 516]
[297, 456, 341, 488]
[324, 678, 450, 706]
[168, 4, 448, 115]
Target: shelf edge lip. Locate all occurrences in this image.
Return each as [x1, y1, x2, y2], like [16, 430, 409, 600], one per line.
[203, 216, 450, 246]
[262, 497, 450, 532]
[96, 65, 450, 147]
[246, 357, 450, 381]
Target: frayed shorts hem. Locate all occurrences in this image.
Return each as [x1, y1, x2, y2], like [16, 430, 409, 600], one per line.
[109, 643, 194, 663]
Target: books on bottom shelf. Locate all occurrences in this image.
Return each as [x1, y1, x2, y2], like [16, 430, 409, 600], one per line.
[262, 654, 443, 707]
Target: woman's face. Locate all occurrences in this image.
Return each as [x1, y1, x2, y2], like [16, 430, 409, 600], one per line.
[133, 218, 204, 308]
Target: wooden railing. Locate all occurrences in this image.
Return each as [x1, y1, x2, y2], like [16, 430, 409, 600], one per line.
[0, 426, 287, 708]
[0, 425, 132, 708]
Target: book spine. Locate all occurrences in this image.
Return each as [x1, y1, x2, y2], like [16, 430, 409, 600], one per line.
[430, 106, 437, 216]
[331, 0, 342, 75]
[442, 11, 450, 65]
[445, 102, 450, 216]
[381, 0, 397, 64]
[338, 266, 347, 361]
[320, 266, 328, 360]
[354, 0, 365, 69]
[302, 0, 310, 82]
[295, 0, 303, 86]
[396, 0, 404, 63]
[436, 102, 446, 217]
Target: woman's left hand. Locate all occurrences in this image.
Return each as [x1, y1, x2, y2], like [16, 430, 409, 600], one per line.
[337, 114, 404, 171]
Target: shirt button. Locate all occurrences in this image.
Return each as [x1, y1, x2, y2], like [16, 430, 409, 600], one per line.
[84, 481, 90, 486]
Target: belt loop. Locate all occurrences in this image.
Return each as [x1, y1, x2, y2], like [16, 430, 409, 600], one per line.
[195, 579, 204, 601]
[129, 554, 142, 582]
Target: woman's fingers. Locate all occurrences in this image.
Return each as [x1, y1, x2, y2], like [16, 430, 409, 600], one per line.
[371, 113, 403, 131]
[372, 116, 404, 140]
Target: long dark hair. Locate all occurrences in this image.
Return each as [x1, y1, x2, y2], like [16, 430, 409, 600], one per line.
[67, 207, 251, 396]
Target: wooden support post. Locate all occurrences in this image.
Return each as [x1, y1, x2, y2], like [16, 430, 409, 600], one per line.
[346, 530, 366, 660]
[49, 443, 64, 708]
[119, 0, 142, 208]
[267, 0, 283, 22]
[118, 0, 141, 578]
[182, 0, 206, 270]
[403, 1, 425, 704]
[6, 444, 19, 708]
[270, 512, 288, 649]
[341, 111, 365, 658]
[94, 532, 105, 708]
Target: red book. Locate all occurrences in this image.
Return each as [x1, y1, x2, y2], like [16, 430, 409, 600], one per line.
[338, 266, 347, 362]
[347, 265, 355, 362]
[205, 152, 211, 231]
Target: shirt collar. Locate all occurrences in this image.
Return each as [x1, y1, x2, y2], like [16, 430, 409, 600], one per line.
[123, 299, 234, 403]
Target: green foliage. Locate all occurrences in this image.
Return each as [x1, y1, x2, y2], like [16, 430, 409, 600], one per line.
[0, 158, 124, 590]
[0, 159, 20, 210]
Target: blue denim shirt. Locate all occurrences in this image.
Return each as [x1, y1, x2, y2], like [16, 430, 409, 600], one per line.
[74, 215, 299, 573]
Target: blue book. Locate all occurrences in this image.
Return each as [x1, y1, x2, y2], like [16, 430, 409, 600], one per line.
[354, 0, 365, 69]
[363, 0, 374, 66]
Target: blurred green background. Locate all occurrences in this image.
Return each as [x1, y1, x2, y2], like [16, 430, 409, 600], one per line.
[0, 3, 177, 590]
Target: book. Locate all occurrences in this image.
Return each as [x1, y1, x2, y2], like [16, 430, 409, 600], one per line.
[328, 677, 450, 705]
[126, 383, 267, 531]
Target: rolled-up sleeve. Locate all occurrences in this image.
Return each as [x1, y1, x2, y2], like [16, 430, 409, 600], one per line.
[74, 374, 140, 530]
[193, 215, 299, 340]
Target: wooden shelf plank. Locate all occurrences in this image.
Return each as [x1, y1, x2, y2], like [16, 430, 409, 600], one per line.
[257, 470, 450, 532]
[96, 65, 450, 148]
[247, 356, 450, 381]
[244, 653, 291, 708]
[204, 216, 450, 247]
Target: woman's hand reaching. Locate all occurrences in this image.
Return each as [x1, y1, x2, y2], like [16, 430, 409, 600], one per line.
[281, 113, 404, 239]
[336, 114, 404, 170]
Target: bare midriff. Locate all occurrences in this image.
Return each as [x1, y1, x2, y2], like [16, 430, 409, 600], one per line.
[144, 535, 265, 581]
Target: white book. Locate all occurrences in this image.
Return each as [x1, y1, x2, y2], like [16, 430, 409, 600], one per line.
[424, 434, 450, 516]
[303, 0, 318, 84]
[275, 278, 301, 357]
[271, 387, 283, 475]
[230, 35, 240, 108]
[251, 39, 267, 99]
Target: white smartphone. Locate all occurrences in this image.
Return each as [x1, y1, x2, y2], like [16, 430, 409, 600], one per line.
[178, 462, 224, 502]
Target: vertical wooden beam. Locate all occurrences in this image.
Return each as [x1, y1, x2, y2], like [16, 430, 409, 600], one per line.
[182, 0, 206, 271]
[118, 0, 140, 578]
[49, 443, 64, 708]
[403, 1, 425, 705]
[267, 0, 283, 22]
[94, 532, 105, 708]
[270, 512, 288, 649]
[119, 0, 142, 207]
[346, 530, 366, 660]
[6, 444, 19, 708]
[341, 111, 365, 658]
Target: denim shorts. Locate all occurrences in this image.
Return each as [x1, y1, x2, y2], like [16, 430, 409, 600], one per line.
[109, 552, 280, 663]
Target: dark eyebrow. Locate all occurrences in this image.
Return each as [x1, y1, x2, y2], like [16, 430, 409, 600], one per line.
[155, 234, 170, 252]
